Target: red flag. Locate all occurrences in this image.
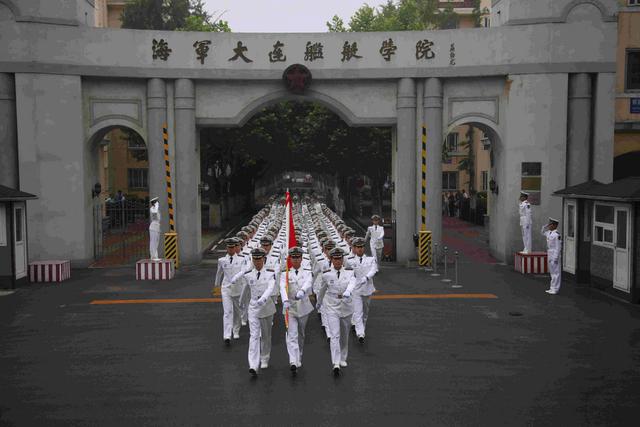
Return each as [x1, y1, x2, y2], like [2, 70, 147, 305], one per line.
[285, 190, 297, 268]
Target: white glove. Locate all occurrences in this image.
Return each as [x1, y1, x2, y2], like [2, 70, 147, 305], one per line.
[342, 290, 351, 299]
[283, 300, 291, 310]
[295, 290, 305, 300]
[257, 296, 267, 306]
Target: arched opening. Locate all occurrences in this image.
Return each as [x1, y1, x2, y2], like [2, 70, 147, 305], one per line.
[442, 119, 502, 263]
[87, 125, 150, 267]
[199, 100, 393, 259]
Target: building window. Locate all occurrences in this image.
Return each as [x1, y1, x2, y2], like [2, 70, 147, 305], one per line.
[521, 162, 542, 205]
[627, 50, 640, 91]
[481, 171, 488, 191]
[593, 204, 615, 246]
[483, 16, 490, 27]
[447, 133, 459, 153]
[442, 172, 458, 190]
[0, 205, 6, 246]
[629, 0, 639, 6]
[14, 207, 22, 243]
[127, 168, 148, 190]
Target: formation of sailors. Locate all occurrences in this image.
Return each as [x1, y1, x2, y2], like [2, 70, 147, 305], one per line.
[212, 194, 380, 377]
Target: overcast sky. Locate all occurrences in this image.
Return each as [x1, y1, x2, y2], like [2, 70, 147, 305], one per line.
[203, 0, 376, 33]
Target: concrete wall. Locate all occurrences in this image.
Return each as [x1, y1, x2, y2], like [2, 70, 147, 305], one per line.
[497, 74, 568, 261]
[5, 0, 91, 25]
[15, 74, 91, 265]
[494, 0, 617, 25]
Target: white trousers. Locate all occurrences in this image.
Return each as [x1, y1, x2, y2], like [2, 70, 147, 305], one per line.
[548, 258, 562, 292]
[248, 314, 274, 370]
[370, 244, 383, 263]
[149, 229, 160, 259]
[221, 290, 241, 339]
[520, 224, 531, 253]
[285, 314, 309, 366]
[352, 294, 371, 337]
[326, 312, 351, 365]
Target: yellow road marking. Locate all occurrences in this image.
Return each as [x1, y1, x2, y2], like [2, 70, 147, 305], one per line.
[89, 293, 497, 305]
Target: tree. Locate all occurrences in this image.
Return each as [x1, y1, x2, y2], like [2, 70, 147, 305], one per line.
[121, 0, 230, 32]
[326, 15, 347, 32]
[457, 125, 476, 191]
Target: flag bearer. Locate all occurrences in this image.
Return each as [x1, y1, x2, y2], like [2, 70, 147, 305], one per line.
[280, 247, 315, 374]
[350, 237, 378, 343]
[239, 248, 277, 377]
[317, 248, 357, 376]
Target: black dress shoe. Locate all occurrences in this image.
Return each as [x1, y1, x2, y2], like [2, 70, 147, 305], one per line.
[351, 325, 356, 332]
[326, 336, 330, 343]
[358, 336, 365, 344]
[224, 338, 231, 346]
[249, 368, 257, 377]
[290, 364, 297, 375]
[333, 366, 341, 377]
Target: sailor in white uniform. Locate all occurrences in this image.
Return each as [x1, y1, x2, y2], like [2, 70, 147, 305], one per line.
[365, 215, 385, 263]
[213, 238, 246, 344]
[350, 237, 378, 343]
[148, 197, 161, 260]
[280, 246, 315, 374]
[519, 192, 533, 253]
[541, 218, 562, 295]
[317, 247, 357, 376]
[239, 248, 277, 377]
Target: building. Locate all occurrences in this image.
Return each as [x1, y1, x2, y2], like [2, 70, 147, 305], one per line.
[438, 0, 492, 28]
[614, 0, 640, 179]
[95, 0, 125, 29]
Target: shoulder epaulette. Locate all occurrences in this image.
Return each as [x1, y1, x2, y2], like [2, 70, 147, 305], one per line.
[323, 269, 331, 273]
[237, 254, 245, 258]
[244, 271, 252, 275]
[266, 268, 274, 272]
[345, 267, 353, 271]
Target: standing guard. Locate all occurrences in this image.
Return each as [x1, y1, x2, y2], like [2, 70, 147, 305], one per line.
[541, 218, 562, 294]
[280, 247, 314, 374]
[519, 192, 533, 253]
[317, 248, 357, 376]
[239, 248, 277, 377]
[350, 237, 378, 343]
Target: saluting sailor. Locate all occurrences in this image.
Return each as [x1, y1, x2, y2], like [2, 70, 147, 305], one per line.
[541, 218, 562, 295]
[239, 248, 277, 377]
[519, 192, 533, 253]
[149, 197, 161, 261]
[213, 238, 246, 344]
[350, 237, 378, 344]
[280, 246, 315, 374]
[365, 215, 385, 263]
[317, 247, 357, 376]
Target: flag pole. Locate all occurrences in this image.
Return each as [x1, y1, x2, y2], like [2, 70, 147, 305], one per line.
[284, 189, 290, 331]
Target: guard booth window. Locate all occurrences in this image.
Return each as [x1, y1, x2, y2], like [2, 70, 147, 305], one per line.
[0, 205, 6, 246]
[594, 204, 614, 246]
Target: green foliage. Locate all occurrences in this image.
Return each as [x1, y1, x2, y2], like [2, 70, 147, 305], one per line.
[121, 0, 230, 32]
[471, 0, 483, 28]
[456, 125, 476, 191]
[328, 0, 455, 32]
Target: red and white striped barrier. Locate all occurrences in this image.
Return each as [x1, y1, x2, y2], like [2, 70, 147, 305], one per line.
[29, 260, 71, 283]
[514, 252, 548, 274]
[136, 259, 175, 280]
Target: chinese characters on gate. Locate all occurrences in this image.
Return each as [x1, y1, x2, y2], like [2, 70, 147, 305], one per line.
[151, 37, 452, 66]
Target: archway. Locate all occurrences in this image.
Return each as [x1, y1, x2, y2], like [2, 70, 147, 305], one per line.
[442, 118, 503, 263]
[86, 125, 150, 266]
[199, 99, 393, 260]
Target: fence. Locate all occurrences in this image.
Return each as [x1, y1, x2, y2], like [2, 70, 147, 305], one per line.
[93, 199, 149, 266]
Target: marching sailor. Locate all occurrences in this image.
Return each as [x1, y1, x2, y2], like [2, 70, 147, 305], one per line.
[365, 215, 385, 263]
[350, 237, 378, 343]
[280, 246, 315, 374]
[239, 248, 277, 377]
[519, 192, 533, 253]
[213, 238, 246, 344]
[317, 248, 357, 376]
[541, 218, 562, 295]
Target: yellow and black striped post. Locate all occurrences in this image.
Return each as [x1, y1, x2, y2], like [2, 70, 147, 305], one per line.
[421, 125, 427, 231]
[418, 230, 432, 267]
[162, 122, 179, 267]
[164, 232, 179, 268]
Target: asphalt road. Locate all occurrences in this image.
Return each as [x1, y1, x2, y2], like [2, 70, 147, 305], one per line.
[2, 255, 640, 426]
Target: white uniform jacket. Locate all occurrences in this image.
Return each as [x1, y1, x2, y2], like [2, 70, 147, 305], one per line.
[239, 268, 277, 319]
[214, 253, 247, 296]
[317, 267, 357, 318]
[351, 255, 378, 296]
[541, 226, 562, 263]
[280, 268, 314, 317]
[313, 258, 331, 293]
[366, 225, 385, 250]
[519, 201, 532, 226]
[149, 204, 161, 232]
